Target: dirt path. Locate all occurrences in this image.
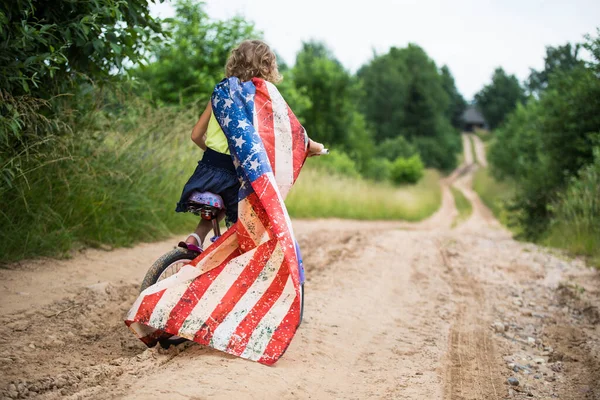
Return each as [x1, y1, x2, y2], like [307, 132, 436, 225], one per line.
[1, 144, 599, 399]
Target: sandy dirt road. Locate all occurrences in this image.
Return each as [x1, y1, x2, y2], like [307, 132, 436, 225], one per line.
[1, 137, 599, 400]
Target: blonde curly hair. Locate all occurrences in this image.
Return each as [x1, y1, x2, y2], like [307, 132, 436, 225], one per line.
[225, 40, 282, 84]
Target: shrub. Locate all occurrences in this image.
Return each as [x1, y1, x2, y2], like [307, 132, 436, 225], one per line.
[362, 158, 392, 182]
[375, 136, 417, 161]
[546, 147, 600, 264]
[308, 150, 361, 178]
[390, 154, 424, 184]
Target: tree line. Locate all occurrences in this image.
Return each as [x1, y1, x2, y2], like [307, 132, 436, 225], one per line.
[1, 0, 467, 192]
[474, 32, 599, 259]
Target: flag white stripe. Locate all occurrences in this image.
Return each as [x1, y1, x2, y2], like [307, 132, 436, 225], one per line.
[177, 248, 257, 338]
[238, 196, 268, 246]
[266, 82, 294, 199]
[126, 263, 203, 320]
[240, 275, 295, 361]
[209, 243, 285, 351]
[147, 273, 196, 329]
[266, 172, 298, 265]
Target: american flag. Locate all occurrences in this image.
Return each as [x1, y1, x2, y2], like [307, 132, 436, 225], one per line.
[125, 77, 309, 365]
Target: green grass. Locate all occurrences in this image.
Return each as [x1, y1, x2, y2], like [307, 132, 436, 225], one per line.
[544, 154, 600, 267]
[475, 130, 493, 143]
[469, 135, 478, 165]
[472, 167, 516, 229]
[450, 186, 472, 227]
[545, 226, 600, 267]
[286, 166, 442, 221]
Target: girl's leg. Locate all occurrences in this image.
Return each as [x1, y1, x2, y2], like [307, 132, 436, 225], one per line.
[186, 212, 226, 247]
[186, 219, 212, 247]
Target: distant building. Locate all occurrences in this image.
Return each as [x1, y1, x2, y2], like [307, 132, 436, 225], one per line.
[462, 105, 488, 132]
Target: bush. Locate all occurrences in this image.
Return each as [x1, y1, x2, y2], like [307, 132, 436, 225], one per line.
[362, 158, 392, 182]
[306, 149, 361, 178]
[376, 136, 417, 161]
[546, 147, 600, 264]
[412, 128, 461, 171]
[390, 154, 424, 184]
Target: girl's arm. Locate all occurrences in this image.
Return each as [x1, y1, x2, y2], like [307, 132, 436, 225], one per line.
[191, 101, 212, 150]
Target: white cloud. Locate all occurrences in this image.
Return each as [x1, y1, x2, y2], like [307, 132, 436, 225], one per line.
[150, 0, 599, 99]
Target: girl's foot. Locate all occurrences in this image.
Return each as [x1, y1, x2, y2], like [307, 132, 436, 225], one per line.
[178, 233, 203, 253]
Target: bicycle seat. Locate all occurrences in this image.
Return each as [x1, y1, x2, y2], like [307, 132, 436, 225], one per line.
[187, 191, 225, 209]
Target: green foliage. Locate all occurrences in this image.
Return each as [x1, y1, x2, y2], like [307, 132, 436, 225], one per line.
[526, 43, 584, 96]
[440, 65, 467, 129]
[309, 150, 361, 178]
[1, 0, 164, 192]
[390, 154, 424, 184]
[488, 32, 600, 239]
[412, 120, 462, 171]
[376, 136, 417, 161]
[474, 67, 526, 130]
[357, 44, 460, 170]
[133, 0, 258, 107]
[362, 158, 392, 182]
[546, 147, 600, 265]
[290, 41, 375, 172]
[0, 0, 163, 97]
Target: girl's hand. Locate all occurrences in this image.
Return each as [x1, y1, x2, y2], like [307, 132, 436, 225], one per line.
[307, 139, 325, 157]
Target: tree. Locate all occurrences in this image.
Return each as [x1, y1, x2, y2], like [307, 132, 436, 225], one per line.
[474, 67, 526, 130]
[292, 43, 357, 146]
[357, 44, 461, 170]
[488, 33, 600, 239]
[133, 0, 258, 106]
[440, 65, 467, 129]
[0, 0, 163, 98]
[526, 43, 583, 96]
[1, 0, 164, 190]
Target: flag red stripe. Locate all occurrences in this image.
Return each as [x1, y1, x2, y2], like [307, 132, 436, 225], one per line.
[133, 289, 167, 324]
[246, 191, 272, 232]
[234, 218, 256, 253]
[251, 174, 299, 284]
[187, 224, 237, 267]
[193, 239, 278, 345]
[252, 79, 276, 173]
[162, 248, 240, 335]
[226, 262, 289, 355]
[258, 295, 301, 365]
[287, 104, 307, 182]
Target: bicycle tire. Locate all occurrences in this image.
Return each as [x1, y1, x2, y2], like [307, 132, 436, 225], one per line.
[140, 247, 199, 292]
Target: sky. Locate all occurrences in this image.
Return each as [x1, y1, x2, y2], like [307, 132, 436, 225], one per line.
[150, 0, 600, 100]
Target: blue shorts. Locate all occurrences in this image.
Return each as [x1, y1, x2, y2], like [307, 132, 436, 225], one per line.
[176, 149, 240, 224]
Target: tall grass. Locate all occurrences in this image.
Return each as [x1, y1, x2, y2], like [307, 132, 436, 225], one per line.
[1, 97, 445, 263]
[286, 165, 442, 221]
[472, 167, 516, 229]
[545, 149, 600, 266]
[450, 186, 472, 227]
[469, 135, 478, 165]
[1, 100, 199, 263]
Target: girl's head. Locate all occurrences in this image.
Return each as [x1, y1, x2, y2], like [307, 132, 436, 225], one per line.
[225, 40, 282, 84]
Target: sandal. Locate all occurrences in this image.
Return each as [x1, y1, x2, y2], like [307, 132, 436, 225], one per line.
[178, 233, 203, 253]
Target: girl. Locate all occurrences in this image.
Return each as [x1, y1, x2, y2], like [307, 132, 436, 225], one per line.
[176, 39, 324, 251]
